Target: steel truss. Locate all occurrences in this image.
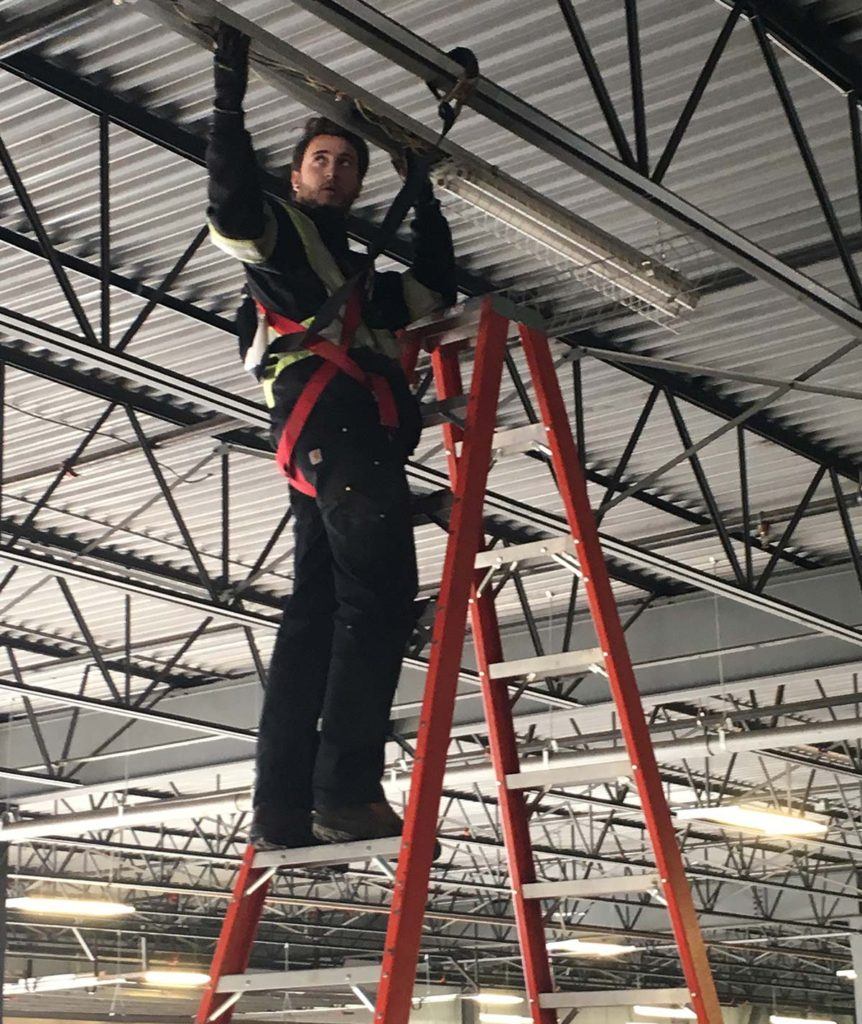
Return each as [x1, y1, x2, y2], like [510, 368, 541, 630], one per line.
[0, 0, 860, 1015]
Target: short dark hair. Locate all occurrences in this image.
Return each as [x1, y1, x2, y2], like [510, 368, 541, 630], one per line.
[291, 117, 370, 180]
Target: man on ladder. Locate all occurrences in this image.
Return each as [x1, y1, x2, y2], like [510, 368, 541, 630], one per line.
[205, 24, 456, 851]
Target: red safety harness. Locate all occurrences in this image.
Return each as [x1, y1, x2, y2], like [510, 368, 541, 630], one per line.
[259, 294, 399, 497]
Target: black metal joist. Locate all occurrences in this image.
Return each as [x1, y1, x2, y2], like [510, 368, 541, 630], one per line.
[0, 47, 858, 490]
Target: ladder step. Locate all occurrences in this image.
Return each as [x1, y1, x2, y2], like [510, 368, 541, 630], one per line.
[506, 757, 631, 791]
[490, 423, 549, 456]
[252, 837, 402, 871]
[474, 535, 576, 569]
[523, 873, 659, 900]
[456, 422, 548, 459]
[489, 648, 604, 682]
[217, 964, 381, 994]
[539, 988, 690, 1009]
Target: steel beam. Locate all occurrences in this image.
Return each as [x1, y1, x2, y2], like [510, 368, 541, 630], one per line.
[291, 0, 862, 338]
[1, 48, 859, 488]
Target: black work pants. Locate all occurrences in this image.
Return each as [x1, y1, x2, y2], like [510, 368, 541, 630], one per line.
[254, 349, 421, 813]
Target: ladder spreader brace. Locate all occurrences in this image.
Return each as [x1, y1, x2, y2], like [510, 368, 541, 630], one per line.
[196, 295, 723, 1024]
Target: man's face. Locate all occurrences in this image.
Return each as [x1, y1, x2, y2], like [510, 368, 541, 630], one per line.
[291, 135, 362, 210]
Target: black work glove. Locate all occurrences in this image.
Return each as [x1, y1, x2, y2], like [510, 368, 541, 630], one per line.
[213, 22, 250, 112]
[391, 147, 435, 206]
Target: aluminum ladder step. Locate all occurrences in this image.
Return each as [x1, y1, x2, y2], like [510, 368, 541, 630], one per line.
[523, 873, 660, 900]
[474, 535, 577, 569]
[217, 964, 381, 994]
[506, 756, 631, 791]
[489, 648, 604, 682]
[539, 988, 690, 1009]
[252, 837, 402, 870]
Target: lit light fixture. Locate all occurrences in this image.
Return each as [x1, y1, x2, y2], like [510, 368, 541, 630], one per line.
[546, 939, 637, 956]
[7, 896, 134, 918]
[435, 162, 696, 319]
[633, 1009, 697, 1020]
[674, 805, 827, 837]
[836, 969, 857, 980]
[4, 972, 129, 995]
[143, 970, 211, 988]
[770, 1017, 837, 1024]
[479, 1014, 534, 1024]
[412, 993, 460, 1004]
[464, 993, 524, 1006]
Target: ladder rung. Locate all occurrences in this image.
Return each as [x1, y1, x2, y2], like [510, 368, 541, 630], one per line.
[489, 648, 604, 681]
[217, 964, 381, 994]
[523, 873, 659, 900]
[539, 988, 690, 1009]
[474, 535, 576, 569]
[506, 757, 631, 791]
[456, 422, 548, 459]
[490, 423, 548, 456]
[252, 837, 402, 871]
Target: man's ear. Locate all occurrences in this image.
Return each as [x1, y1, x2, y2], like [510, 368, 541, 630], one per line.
[290, 168, 301, 194]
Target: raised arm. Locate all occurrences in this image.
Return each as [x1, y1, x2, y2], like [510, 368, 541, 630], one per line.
[205, 24, 277, 263]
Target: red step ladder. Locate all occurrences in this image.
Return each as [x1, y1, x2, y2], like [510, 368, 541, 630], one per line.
[196, 296, 723, 1024]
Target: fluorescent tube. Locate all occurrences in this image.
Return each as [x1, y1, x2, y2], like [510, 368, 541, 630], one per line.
[464, 994, 525, 1005]
[143, 970, 211, 988]
[674, 805, 827, 836]
[7, 896, 134, 917]
[546, 939, 637, 956]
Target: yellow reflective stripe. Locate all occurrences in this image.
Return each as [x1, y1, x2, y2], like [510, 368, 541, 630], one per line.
[281, 205, 398, 358]
[261, 349, 314, 408]
[401, 270, 444, 322]
[207, 206, 277, 264]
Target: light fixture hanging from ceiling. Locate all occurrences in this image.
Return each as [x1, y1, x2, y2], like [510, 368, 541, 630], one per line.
[435, 161, 697, 320]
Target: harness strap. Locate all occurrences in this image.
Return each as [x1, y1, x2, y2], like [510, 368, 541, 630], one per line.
[259, 293, 400, 493]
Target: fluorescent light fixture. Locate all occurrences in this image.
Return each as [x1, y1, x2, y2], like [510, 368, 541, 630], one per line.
[412, 993, 460, 1004]
[0, 788, 250, 844]
[633, 1009, 696, 1020]
[479, 1015, 534, 1024]
[546, 939, 637, 956]
[770, 1017, 837, 1024]
[7, 896, 134, 918]
[143, 970, 210, 988]
[674, 805, 828, 837]
[435, 162, 696, 319]
[464, 994, 524, 1006]
[836, 969, 857, 980]
[4, 972, 129, 995]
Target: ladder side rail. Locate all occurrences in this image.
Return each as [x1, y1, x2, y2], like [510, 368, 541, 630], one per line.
[196, 845, 272, 1024]
[517, 324, 722, 1024]
[470, 585, 557, 1024]
[429, 325, 555, 1024]
[375, 298, 510, 1024]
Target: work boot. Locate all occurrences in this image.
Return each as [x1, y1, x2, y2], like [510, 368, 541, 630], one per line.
[249, 806, 320, 851]
[312, 801, 404, 843]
